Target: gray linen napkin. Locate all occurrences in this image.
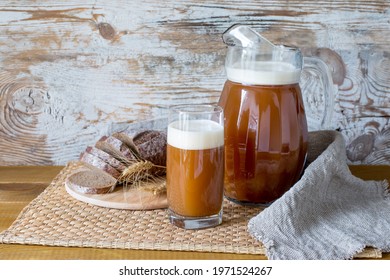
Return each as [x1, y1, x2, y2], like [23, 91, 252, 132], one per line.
[248, 130, 390, 260]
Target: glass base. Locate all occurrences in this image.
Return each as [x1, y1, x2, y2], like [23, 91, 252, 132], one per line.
[225, 195, 272, 208]
[168, 209, 222, 229]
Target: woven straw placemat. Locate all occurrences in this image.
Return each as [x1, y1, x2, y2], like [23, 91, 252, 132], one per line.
[0, 161, 265, 255]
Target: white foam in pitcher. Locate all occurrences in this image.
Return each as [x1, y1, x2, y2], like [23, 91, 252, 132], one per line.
[168, 120, 224, 150]
[226, 61, 300, 85]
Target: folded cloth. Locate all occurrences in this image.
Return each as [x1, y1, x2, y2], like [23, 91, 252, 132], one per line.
[248, 130, 390, 260]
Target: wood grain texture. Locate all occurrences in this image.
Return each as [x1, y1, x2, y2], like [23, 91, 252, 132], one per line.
[0, 0, 389, 165]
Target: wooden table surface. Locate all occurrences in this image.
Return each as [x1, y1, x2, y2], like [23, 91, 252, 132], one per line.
[0, 165, 389, 260]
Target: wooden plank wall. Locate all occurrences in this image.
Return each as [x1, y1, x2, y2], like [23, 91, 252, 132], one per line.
[0, 0, 389, 166]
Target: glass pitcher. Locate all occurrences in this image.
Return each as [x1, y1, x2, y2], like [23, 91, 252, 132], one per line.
[218, 25, 334, 206]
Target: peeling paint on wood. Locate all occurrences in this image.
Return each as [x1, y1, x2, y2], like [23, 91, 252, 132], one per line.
[0, 0, 389, 165]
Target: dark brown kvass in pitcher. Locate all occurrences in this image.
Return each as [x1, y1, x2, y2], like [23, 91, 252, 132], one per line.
[219, 80, 308, 205]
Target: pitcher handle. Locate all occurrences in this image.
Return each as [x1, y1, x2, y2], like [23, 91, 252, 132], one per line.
[302, 57, 336, 131]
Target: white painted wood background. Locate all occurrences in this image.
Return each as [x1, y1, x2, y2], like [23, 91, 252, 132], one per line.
[0, 0, 389, 166]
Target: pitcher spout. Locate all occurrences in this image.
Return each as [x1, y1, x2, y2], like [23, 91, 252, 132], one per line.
[222, 24, 275, 50]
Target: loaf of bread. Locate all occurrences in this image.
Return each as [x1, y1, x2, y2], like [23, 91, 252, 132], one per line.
[133, 130, 162, 144]
[133, 130, 167, 167]
[76, 129, 167, 191]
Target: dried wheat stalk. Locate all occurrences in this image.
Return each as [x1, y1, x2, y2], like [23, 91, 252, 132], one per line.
[117, 155, 166, 195]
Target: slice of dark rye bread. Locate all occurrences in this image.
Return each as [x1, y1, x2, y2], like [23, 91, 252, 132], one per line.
[66, 167, 117, 194]
[95, 135, 138, 164]
[85, 146, 126, 172]
[79, 152, 121, 179]
[112, 132, 140, 158]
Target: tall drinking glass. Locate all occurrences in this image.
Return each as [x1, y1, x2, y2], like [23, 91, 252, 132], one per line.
[166, 104, 224, 229]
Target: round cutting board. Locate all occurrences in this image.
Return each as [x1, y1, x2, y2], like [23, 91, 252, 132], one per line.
[65, 181, 168, 210]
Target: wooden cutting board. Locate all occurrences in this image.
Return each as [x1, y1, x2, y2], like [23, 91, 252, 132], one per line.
[65, 180, 167, 210]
